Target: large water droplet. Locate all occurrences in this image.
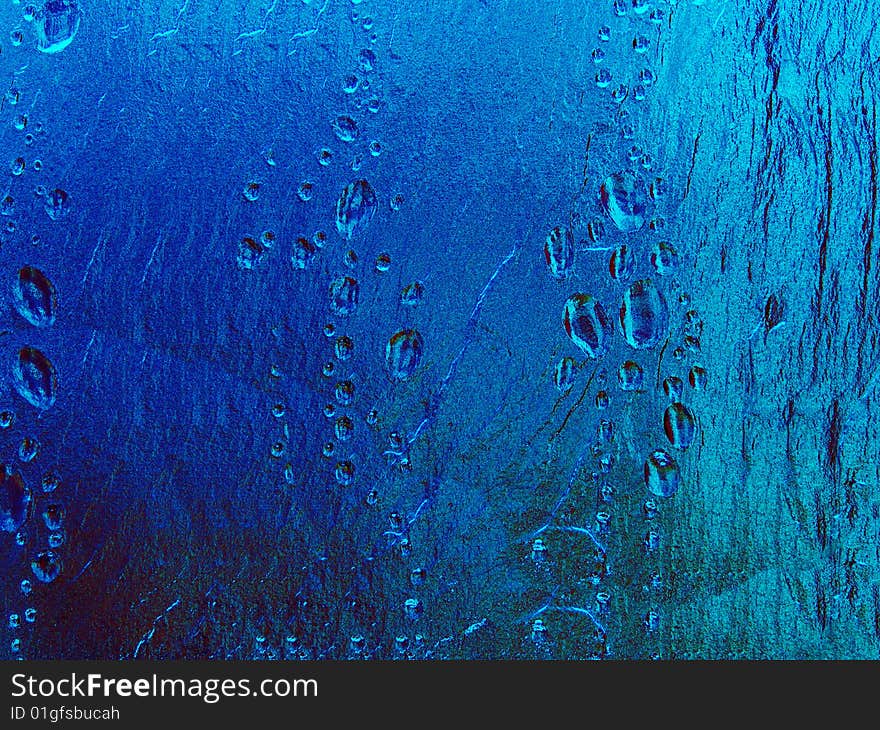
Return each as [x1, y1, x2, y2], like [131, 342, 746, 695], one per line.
[13, 347, 57, 410]
[599, 171, 652, 232]
[386, 329, 424, 381]
[644, 449, 680, 497]
[33, 0, 81, 54]
[563, 294, 614, 359]
[14, 266, 57, 327]
[336, 179, 377, 240]
[620, 279, 669, 349]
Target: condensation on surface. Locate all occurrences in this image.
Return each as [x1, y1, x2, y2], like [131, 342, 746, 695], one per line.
[0, 0, 878, 660]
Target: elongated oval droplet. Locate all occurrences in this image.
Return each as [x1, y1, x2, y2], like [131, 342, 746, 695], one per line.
[554, 357, 577, 392]
[563, 294, 614, 359]
[336, 179, 377, 240]
[609, 243, 636, 281]
[644, 449, 680, 497]
[0, 465, 31, 533]
[386, 329, 424, 381]
[664, 402, 697, 450]
[329, 275, 360, 316]
[599, 170, 652, 232]
[620, 279, 668, 349]
[544, 226, 574, 280]
[662, 376, 684, 401]
[13, 347, 57, 411]
[14, 266, 57, 327]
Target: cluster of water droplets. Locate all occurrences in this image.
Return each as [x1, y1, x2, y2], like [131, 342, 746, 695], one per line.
[0, 1, 81, 661]
[531, 0, 710, 659]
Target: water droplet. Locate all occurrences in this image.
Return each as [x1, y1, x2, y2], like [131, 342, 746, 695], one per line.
[259, 230, 276, 249]
[42, 501, 64, 530]
[242, 181, 260, 202]
[591, 47, 606, 63]
[335, 335, 354, 361]
[544, 226, 575, 281]
[44, 188, 71, 220]
[236, 236, 264, 270]
[375, 252, 391, 272]
[343, 249, 358, 268]
[400, 281, 425, 306]
[366, 409, 378, 426]
[291, 236, 318, 269]
[613, 0, 628, 15]
[335, 460, 354, 486]
[390, 193, 405, 211]
[11, 157, 26, 176]
[598, 25, 611, 41]
[322, 361, 335, 377]
[342, 75, 359, 94]
[18, 436, 39, 463]
[336, 179, 377, 240]
[24, 607, 37, 623]
[633, 35, 650, 53]
[662, 376, 683, 401]
[31, 550, 62, 583]
[595, 69, 612, 88]
[609, 243, 636, 281]
[317, 147, 334, 166]
[358, 48, 377, 72]
[365, 488, 379, 505]
[403, 598, 423, 620]
[664, 402, 697, 450]
[322, 442, 335, 457]
[600, 171, 652, 232]
[1, 465, 31, 533]
[611, 84, 628, 103]
[331, 115, 359, 143]
[689, 365, 708, 390]
[270, 441, 285, 458]
[20, 579, 32, 596]
[595, 390, 610, 409]
[33, 0, 82, 53]
[13, 346, 58, 411]
[563, 294, 614, 359]
[335, 381, 354, 406]
[297, 181, 314, 202]
[618, 360, 644, 391]
[10, 30, 24, 46]
[323, 403, 337, 418]
[386, 329, 424, 381]
[0, 411, 13, 429]
[368, 140, 382, 157]
[620, 279, 669, 349]
[334, 416, 354, 441]
[14, 266, 57, 328]
[410, 567, 426, 586]
[329, 275, 360, 316]
[651, 241, 679, 275]
[644, 449, 681, 497]
[554, 357, 577, 392]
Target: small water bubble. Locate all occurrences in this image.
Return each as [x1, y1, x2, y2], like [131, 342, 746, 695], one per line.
[598, 25, 611, 41]
[634, 85, 647, 102]
[323, 403, 337, 418]
[334, 416, 354, 441]
[361, 16, 374, 30]
[410, 567, 426, 586]
[259, 230, 276, 249]
[270, 441, 286, 458]
[650, 8, 665, 23]
[32, 160, 42, 172]
[689, 364, 708, 390]
[48, 531, 64, 548]
[31, 550, 62, 583]
[20, 579, 31, 596]
[343, 249, 358, 268]
[403, 598, 423, 621]
[11, 157, 26, 176]
[644, 499, 659, 519]
[322, 361, 335, 377]
[358, 48, 377, 72]
[640, 68, 657, 87]
[365, 488, 379, 506]
[530, 537, 547, 562]
[323, 323, 336, 338]
[618, 360, 644, 391]
[591, 48, 605, 63]
[366, 96, 381, 113]
[632, 0, 650, 14]
[10, 28, 24, 46]
[19, 436, 39, 463]
[24, 4, 37, 21]
[335, 460, 354, 486]
[322, 442, 335, 457]
[651, 241, 679, 275]
[595, 69, 612, 88]
[0, 411, 14, 429]
[613, 0, 628, 16]
[366, 409, 378, 425]
[15, 531, 26, 547]
[9, 613, 21, 629]
[242, 181, 260, 202]
[25, 133, 35, 146]
[595, 390, 610, 409]
[334, 335, 354, 361]
[331, 115, 359, 143]
[390, 192, 404, 211]
[317, 147, 334, 166]
[297, 181, 314, 202]
[375, 252, 391, 272]
[42, 502, 63, 530]
[291, 236, 317, 270]
[334, 380, 354, 406]
[342, 75, 359, 94]
[633, 35, 650, 53]
[368, 140, 382, 157]
[14, 114, 28, 131]
[236, 236, 264, 270]
[611, 85, 628, 103]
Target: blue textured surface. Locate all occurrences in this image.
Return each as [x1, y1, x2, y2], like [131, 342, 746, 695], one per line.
[1, 0, 879, 659]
